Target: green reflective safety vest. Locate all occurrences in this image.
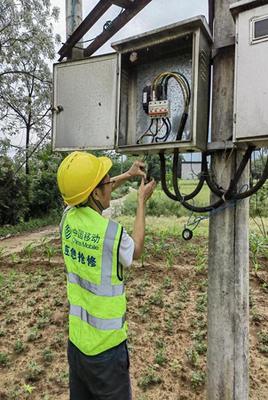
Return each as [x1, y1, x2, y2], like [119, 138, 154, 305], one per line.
[61, 206, 127, 356]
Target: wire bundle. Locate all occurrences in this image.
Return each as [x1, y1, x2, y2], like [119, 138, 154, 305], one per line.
[159, 146, 268, 214]
[137, 71, 191, 144]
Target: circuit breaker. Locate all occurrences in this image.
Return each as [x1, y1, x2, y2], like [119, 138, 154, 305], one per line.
[231, 0, 268, 145]
[52, 16, 212, 154]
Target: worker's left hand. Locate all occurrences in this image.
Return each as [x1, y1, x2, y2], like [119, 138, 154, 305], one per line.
[127, 160, 146, 179]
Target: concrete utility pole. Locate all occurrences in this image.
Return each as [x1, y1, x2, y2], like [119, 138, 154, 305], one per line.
[208, 1, 249, 399]
[66, 0, 83, 59]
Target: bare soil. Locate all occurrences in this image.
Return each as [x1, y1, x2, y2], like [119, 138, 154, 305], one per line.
[0, 230, 267, 400]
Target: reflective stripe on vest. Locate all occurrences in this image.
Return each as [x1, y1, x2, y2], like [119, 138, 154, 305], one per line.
[68, 272, 124, 296]
[70, 304, 125, 330]
[67, 219, 124, 297]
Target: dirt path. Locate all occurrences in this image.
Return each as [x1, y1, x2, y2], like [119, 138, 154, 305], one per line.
[0, 225, 59, 255]
[0, 192, 133, 255]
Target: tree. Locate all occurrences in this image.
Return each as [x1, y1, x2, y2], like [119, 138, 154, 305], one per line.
[0, 0, 60, 174]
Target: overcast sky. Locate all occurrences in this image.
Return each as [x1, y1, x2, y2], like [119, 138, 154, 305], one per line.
[52, 0, 208, 57]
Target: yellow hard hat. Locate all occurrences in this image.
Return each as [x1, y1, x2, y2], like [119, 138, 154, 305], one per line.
[57, 151, 112, 206]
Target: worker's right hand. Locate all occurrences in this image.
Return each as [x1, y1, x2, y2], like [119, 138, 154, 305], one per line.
[138, 178, 156, 203]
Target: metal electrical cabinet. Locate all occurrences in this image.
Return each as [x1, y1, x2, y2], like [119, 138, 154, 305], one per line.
[231, 0, 268, 145]
[52, 16, 212, 154]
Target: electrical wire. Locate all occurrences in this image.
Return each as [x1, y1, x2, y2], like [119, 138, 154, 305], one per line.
[159, 145, 265, 214]
[139, 71, 191, 144]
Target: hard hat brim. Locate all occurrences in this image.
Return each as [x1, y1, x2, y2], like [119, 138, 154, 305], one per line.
[96, 156, 113, 187]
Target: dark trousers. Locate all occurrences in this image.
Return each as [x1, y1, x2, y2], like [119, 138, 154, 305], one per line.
[68, 339, 132, 400]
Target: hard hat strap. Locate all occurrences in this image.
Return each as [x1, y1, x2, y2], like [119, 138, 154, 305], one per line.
[91, 195, 104, 214]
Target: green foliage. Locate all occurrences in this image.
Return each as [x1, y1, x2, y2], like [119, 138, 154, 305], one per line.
[249, 233, 268, 272]
[0, 351, 9, 366]
[122, 189, 186, 217]
[0, 145, 63, 227]
[25, 361, 43, 382]
[0, 210, 61, 237]
[138, 367, 162, 389]
[13, 339, 25, 354]
[186, 348, 200, 367]
[0, 155, 28, 225]
[42, 348, 54, 364]
[258, 330, 268, 346]
[191, 370, 206, 389]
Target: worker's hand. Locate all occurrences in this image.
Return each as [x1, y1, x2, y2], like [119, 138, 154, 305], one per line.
[126, 160, 146, 179]
[138, 178, 156, 203]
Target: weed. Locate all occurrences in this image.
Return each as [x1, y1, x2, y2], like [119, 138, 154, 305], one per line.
[0, 247, 6, 260]
[51, 332, 65, 348]
[27, 327, 41, 342]
[138, 304, 150, 322]
[10, 253, 20, 264]
[27, 299, 37, 306]
[149, 289, 164, 307]
[43, 243, 57, 263]
[134, 279, 148, 297]
[23, 384, 35, 394]
[170, 359, 181, 376]
[137, 396, 148, 400]
[191, 370, 206, 389]
[195, 249, 207, 274]
[197, 279, 208, 292]
[0, 329, 5, 337]
[22, 242, 35, 260]
[25, 361, 43, 382]
[5, 313, 15, 325]
[54, 298, 63, 306]
[196, 293, 207, 313]
[250, 233, 268, 272]
[191, 329, 207, 342]
[166, 250, 175, 268]
[165, 318, 174, 335]
[54, 370, 69, 386]
[138, 367, 162, 389]
[154, 349, 167, 366]
[162, 276, 172, 289]
[149, 322, 160, 332]
[251, 306, 263, 324]
[257, 329, 268, 354]
[42, 348, 54, 364]
[258, 330, 268, 343]
[186, 348, 199, 367]
[0, 273, 4, 287]
[37, 309, 51, 329]
[14, 339, 25, 354]
[0, 351, 9, 366]
[194, 342, 207, 355]
[155, 338, 165, 349]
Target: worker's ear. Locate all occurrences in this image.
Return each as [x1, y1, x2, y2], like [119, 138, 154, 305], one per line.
[92, 187, 101, 200]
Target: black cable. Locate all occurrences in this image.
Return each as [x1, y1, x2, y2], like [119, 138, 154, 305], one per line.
[172, 150, 225, 212]
[155, 118, 169, 142]
[232, 155, 268, 200]
[159, 152, 206, 202]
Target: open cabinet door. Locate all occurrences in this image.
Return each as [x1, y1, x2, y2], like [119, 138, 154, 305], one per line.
[52, 53, 119, 151]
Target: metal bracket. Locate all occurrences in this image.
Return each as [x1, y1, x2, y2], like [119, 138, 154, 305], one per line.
[207, 140, 248, 152]
[111, 0, 135, 8]
[58, 0, 152, 61]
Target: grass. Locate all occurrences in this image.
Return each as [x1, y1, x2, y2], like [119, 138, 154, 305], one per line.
[0, 210, 61, 238]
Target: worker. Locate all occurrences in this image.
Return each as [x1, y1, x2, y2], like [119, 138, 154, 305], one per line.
[57, 151, 156, 400]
